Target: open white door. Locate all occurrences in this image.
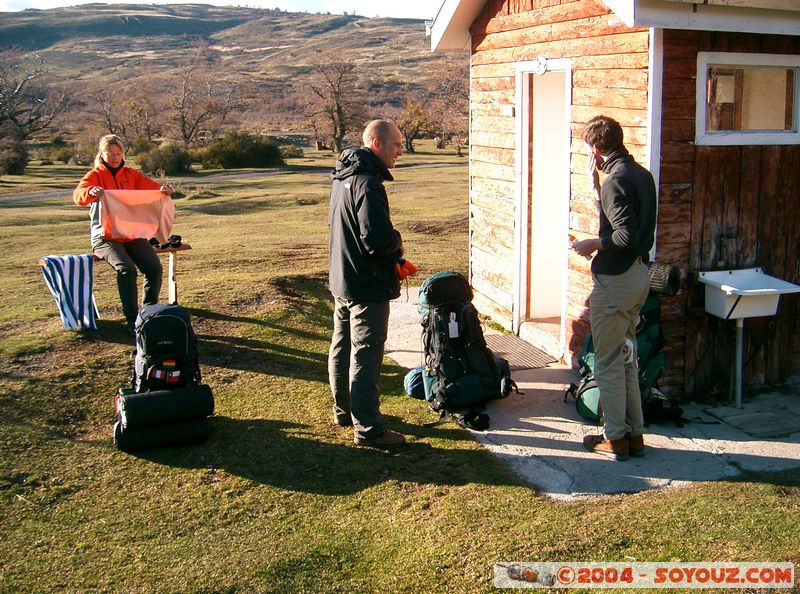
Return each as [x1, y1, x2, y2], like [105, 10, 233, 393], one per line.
[513, 58, 572, 358]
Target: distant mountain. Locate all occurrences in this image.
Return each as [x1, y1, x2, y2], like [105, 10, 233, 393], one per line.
[0, 4, 467, 138]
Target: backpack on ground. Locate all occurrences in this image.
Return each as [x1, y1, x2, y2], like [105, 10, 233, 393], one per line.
[133, 303, 201, 393]
[417, 271, 517, 428]
[564, 294, 670, 424]
[418, 270, 474, 317]
[116, 303, 213, 451]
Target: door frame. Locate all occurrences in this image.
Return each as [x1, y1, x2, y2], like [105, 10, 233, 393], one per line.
[512, 57, 573, 355]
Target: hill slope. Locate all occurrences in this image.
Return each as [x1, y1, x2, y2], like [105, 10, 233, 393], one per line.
[0, 4, 466, 136]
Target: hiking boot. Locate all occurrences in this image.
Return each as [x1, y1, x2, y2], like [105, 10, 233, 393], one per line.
[354, 429, 406, 447]
[628, 434, 645, 457]
[583, 434, 629, 461]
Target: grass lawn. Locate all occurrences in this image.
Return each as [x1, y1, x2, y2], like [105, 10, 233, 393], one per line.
[1, 142, 799, 593]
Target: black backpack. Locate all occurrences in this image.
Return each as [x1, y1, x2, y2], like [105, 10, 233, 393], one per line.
[419, 272, 516, 427]
[133, 303, 201, 393]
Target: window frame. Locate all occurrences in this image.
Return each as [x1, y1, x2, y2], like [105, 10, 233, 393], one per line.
[695, 51, 800, 146]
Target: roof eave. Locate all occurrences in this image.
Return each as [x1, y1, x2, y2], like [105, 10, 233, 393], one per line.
[608, 0, 800, 35]
[430, 0, 800, 53]
[429, 0, 486, 52]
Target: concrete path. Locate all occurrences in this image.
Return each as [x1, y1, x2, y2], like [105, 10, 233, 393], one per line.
[386, 291, 800, 501]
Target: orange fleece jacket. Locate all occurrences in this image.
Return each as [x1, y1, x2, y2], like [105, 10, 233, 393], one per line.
[73, 162, 161, 206]
[73, 162, 164, 244]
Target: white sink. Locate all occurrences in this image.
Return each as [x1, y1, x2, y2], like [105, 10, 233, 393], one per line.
[698, 268, 800, 319]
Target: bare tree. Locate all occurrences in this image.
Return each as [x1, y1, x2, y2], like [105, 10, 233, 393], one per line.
[87, 75, 167, 145]
[389, 98, 435, 154]
[0, 49, 71, 141]
[426, 62, 469, 156]
[303, 60, 365, 152]
[164, 49, 249, 147]
[125, 77, 165, 143]
[88, 88, 133, 139]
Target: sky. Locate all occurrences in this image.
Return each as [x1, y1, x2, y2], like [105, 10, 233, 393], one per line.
[0, 0, 440, 19]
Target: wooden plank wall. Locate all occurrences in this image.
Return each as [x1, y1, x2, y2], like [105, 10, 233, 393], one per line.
[467, 0, 650, 360]
[661, 29, 800, 397]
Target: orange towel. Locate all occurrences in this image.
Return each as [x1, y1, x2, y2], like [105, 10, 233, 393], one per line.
[100, 190, 175, 244]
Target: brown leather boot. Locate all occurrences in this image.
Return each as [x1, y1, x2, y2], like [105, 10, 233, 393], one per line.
[354, 429, 407, 447]
[583, 434, 629, 461]
[628, 434, 645, 457]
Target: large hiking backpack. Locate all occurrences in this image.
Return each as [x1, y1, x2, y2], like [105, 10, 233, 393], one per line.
[133, 303, 201, 393]
[419, 270, 474, 316]
[565, 294, 667, 423]
[418, 271, 516, 426]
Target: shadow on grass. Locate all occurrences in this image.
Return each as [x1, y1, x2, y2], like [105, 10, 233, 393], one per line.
[134, 415, 519, 494]
[188, 275, 335, 380]
[180, 195, 312, 217]
[200, 331, 330, 380]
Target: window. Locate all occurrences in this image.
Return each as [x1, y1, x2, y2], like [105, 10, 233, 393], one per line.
[696, 52, 800, 145]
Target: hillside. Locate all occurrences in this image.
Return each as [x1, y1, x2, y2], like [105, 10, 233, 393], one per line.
[0, 4, 467, 138]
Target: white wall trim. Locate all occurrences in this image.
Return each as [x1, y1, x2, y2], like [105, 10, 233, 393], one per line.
[648, 28, 663, 260]
[512, 57, 573, 340]
[468, 49, 475, 288]
[695, 52, 800, 146]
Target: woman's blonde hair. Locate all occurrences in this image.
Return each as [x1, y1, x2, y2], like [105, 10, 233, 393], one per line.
[94, 134, 125, 167]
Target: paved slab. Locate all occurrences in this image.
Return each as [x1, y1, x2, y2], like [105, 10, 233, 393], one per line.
[386, 292, 800, 501]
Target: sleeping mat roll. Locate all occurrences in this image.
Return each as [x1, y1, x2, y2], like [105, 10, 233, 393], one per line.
[117, 384, 214, 429]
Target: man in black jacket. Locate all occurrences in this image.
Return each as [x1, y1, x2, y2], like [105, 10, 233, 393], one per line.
[573, 115, 657, 461]
[328, 119, 406, 447]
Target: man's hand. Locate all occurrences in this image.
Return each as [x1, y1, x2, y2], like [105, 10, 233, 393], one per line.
[572, 237, 601, 259]
[160, 184, 174, 197]
[88, 186, 105, 199]
[586, 153, 601, 195]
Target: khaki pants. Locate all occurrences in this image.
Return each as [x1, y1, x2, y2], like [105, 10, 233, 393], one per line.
[328, 297, 390, 439]
[590, 260, 650, 440]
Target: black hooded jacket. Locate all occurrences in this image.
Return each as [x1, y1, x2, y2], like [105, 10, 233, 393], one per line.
[328, 147, 402, 301]
[592, 148, 657, 276]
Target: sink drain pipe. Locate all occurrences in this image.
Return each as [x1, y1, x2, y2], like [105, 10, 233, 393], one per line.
[725, 295, 744, 409]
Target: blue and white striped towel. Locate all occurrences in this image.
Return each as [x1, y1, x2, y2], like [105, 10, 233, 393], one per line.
[40, 254, 99, 330]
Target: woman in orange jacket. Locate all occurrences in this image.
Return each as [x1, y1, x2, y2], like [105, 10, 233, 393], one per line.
[73, 134, 174, 335]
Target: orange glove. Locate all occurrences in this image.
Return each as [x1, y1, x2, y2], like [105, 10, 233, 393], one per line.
[395, 258, 418, 280]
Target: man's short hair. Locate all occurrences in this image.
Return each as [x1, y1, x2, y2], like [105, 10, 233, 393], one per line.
[581, 116, 624, 153]
[363, 119, 397, 148]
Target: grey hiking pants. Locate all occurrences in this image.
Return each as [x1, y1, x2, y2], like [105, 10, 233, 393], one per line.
[92, 237, 162, 324]
[328, 297, 390, 439]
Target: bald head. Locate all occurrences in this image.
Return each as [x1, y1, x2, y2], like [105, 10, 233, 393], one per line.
[363, 119, 403, 169]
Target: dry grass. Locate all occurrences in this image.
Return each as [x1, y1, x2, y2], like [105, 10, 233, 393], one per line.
[1, 144, 799, 593]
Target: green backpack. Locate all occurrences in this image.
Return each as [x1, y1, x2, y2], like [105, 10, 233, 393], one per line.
[416, 271, 517, 428]
[565, 294, 666, 423]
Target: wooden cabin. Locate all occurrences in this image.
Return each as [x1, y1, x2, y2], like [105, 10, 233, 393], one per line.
[429, 0, 800, 397]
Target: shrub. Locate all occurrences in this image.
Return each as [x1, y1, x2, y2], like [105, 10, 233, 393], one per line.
[127, 137, 156, 156]
[137, 142, 192, 175]
[69, 139, 95, 166]
[196, 130, 284, 169]
[279, 145, 304, 159]
[50, 134, 67, 147]
[69, 153, 92, 166]
[0, 136, 28, 175]
[50, 147, 75, 163]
